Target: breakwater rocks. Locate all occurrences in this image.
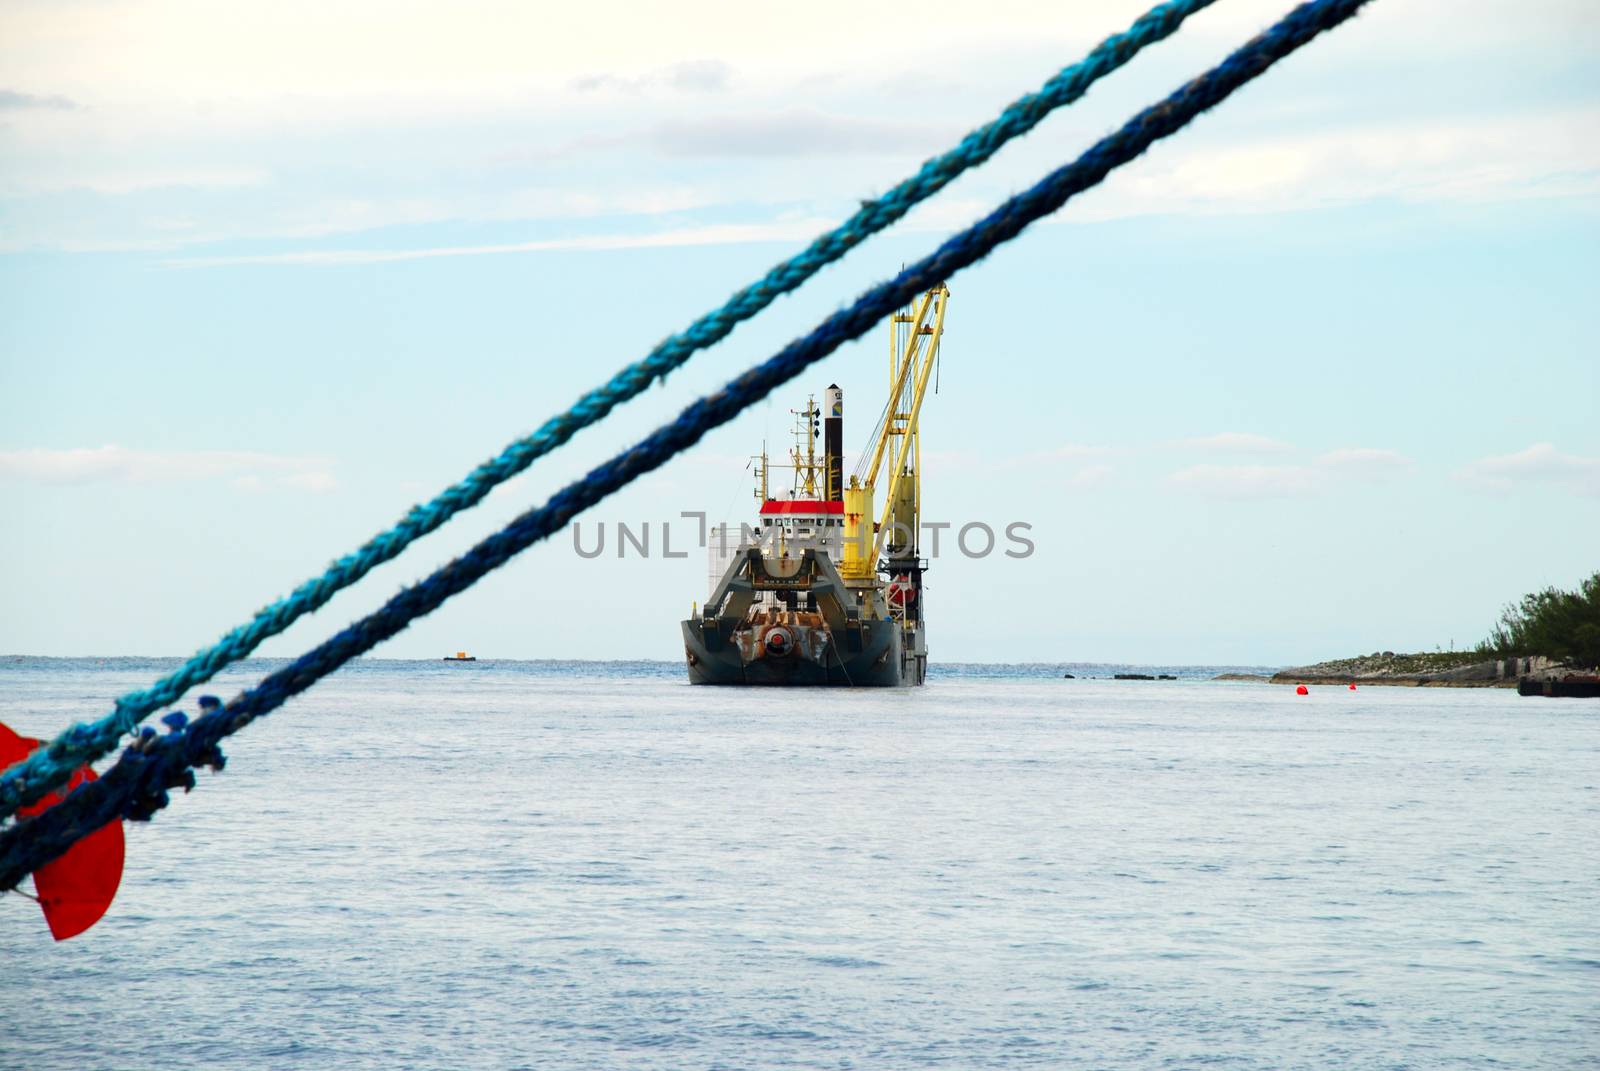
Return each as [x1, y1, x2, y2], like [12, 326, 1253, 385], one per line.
[1270, 652, 1567, 688]
[1062, 672, 1179, 680]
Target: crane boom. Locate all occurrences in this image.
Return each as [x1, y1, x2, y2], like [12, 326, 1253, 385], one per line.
[841, 284, 948, 580]
[860, 289, 935, 491]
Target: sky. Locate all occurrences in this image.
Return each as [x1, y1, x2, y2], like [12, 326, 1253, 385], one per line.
[2, 0, 1597, 666]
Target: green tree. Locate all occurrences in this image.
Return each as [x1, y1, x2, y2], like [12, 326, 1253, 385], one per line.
[1479, 571, 1600, 669]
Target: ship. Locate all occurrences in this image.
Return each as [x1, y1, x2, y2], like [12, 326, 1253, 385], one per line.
[682, 284, 949, 686]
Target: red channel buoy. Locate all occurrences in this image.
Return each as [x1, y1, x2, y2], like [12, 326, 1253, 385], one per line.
[1348, 683, 1357, 690]
[1295, 684, 1309, 695]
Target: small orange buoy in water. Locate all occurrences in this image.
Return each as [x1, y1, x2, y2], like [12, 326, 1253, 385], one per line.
[1295, 684, 1309, 695]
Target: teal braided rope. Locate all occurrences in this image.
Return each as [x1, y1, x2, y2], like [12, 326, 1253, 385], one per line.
[0, 0, 1217, 821]
[0, 0, 1374, 887]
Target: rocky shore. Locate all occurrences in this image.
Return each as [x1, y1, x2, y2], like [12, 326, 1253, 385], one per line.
[1268, 652, 1567, 688]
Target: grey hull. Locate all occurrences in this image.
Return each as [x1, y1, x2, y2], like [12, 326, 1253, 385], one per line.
[682, 618, 911, 687]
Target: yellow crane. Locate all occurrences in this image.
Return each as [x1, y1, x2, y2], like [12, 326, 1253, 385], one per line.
[840, 283, 949, 584]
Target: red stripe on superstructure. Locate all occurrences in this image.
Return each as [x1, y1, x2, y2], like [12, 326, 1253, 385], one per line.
[758, 499, 844, 515]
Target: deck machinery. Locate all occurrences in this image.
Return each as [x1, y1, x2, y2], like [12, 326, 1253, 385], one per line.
[682, 284, 949, 686]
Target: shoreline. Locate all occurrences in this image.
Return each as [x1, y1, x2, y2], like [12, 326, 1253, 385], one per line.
[1267, 652, 1566, 689]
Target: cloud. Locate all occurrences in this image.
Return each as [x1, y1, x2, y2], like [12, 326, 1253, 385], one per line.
[1168, 445, 1415, 498]
[4, 5, 1594, 255]
[1167, 463, 1319, 499]
[0, 445, 337, 491]
[1315, 447, 1412, 476]
[664, 60, 733, 93]
[0, 89, 76, 111]
[3, 183, 725, 253]
[963, 444, 1116, 475]
[278, 470, 340, 494]
[1088, 109, 1600, 220]
[1065, 464, 1115, 489]
[161, 217, 837, 267]
[651, 111, 953, 158]
[1455, 443, 1600, 497]
[572, 59, 733, 95]
[1038, 444, 1115, 462]
[1176, 432, 1294, 454]
[4, 167, 270, 198]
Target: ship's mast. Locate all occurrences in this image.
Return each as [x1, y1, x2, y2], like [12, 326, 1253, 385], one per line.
[750, 444, 769, 504]
[787, 395, 823, 498]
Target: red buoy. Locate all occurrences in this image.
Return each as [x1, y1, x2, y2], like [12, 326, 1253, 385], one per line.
[1295, 684, 1309, 695]
[1348, 683, 1357, 690]
[0, 721, 125, 940]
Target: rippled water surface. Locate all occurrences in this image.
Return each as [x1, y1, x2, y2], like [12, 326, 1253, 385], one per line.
[2, 658, 1596, 1069]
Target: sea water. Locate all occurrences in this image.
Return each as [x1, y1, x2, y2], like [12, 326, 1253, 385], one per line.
[1, 658, 1595, 1070]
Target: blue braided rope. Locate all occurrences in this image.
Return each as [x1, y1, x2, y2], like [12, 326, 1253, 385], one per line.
[0, 0, 1374, 889]
[0, 0, 1217, 822]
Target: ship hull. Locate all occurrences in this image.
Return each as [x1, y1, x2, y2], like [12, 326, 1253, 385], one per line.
[682, 618, 920, 687]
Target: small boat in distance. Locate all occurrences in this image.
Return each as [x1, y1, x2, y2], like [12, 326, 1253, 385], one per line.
[443, 651, 477, 662]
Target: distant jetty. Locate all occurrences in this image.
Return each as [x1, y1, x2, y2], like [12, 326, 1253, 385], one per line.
[1269, 652, 1567, 688]
[1269, 571, 1599, 692]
